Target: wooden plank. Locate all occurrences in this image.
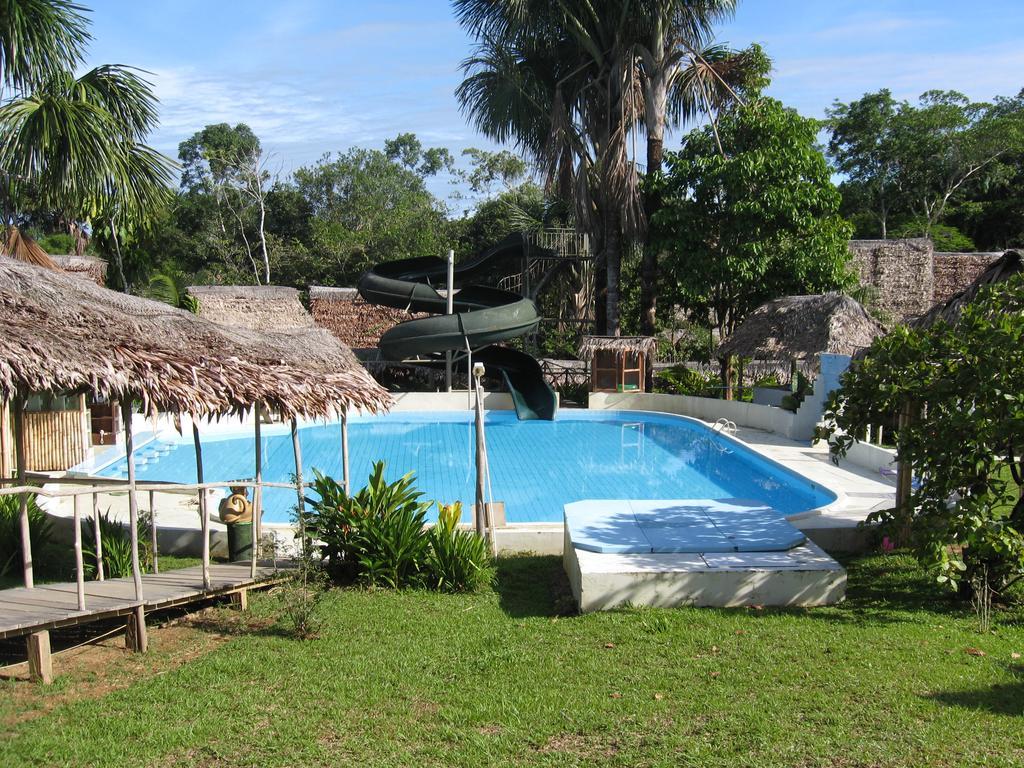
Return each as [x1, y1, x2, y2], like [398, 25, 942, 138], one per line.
[0, 563, 287, 640]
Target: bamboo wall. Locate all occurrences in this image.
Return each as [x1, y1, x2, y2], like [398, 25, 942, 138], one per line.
[22, 401, 90, 471]
[0, 402, 11, 477]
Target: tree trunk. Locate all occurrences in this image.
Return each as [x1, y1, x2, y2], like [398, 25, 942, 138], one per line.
[641, 132, 665, 390]
[604, 211, 622, 336]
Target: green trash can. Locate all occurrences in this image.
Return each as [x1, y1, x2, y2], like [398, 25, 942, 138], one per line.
[227, 521, 253, 562]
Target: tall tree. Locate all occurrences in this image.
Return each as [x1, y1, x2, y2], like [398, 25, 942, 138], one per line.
[826, 89, 901, 238]
[652, 98, 853, 393]
[455, 0, 644, 335]
[179, 123, 271, 283]
[0, 1, 174, 287]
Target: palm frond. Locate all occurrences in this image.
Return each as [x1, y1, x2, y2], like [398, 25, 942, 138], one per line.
[0, 0, 89, 91]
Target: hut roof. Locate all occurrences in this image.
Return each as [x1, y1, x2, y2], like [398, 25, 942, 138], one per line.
[0, 257, 390, 417]
[578, 336, 658, 361]
[309, 286, 424, 350]
[187, 285, 315, 331]
[911, 250, 1022, 329]
[717, 293, 884, 363]
[49, 255, 107, 286]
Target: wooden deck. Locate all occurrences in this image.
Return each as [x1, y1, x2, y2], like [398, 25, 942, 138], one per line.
[0, 563, 285, 641]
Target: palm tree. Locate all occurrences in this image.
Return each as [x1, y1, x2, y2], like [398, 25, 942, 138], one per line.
[0, 0, 174, 288]
[456, 0, 644, 335]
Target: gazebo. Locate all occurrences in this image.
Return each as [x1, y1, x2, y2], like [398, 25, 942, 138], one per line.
[579, 336, 657, 393]
[0, 256, 390, 669]
[718, 293, 885, 382]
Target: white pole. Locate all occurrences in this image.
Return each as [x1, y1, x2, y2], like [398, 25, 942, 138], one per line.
[12, 391, 31, 588]
[445, 249, 455, 393]
[92, 492, 104, 581]
[252, 404, 263, 578]
[73, 493, 85, 610]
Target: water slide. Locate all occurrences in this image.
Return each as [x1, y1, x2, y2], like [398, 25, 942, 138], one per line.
[357, 234, 558, 420]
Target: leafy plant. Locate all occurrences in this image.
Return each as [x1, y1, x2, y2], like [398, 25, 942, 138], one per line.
[0, 493, 53, 579]
[83, 509, 153, 579]
[821, 272, 1024, 597]
[653, 365, 719, 398]
[306, 462, 431, 588]
[427, 502, 494, 593]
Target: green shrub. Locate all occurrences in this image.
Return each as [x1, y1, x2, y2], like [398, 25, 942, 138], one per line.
[83, 509, 153, 579]
[428, 502, 494, 592]
[306, 461, 431, 588]
[0, 493, 54, 578]
[653, 365, 719, 397]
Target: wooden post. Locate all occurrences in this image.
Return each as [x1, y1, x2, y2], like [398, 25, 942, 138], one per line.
[0, 396, 10, 479]
[26, 631, 52, 684]
[148, 489, 158, 574]
[340, 409, 350, 494]
[120, 397, 147, 653]
[12, 390, 32, 588]
[251, 404, 263, 579]
[73, 493, 86, 610]
[92, 492, 104, 581]
[193, 421, 210, 590]
[230, 588, 249, 611]
[291, 416, 305, 544]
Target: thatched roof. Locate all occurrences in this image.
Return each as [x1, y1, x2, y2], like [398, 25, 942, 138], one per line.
[309, 286, 424, 350]
[911, 250, 1022, 329]
[50, 255, 107, 286]
[0, 257, 390, 417]
[188, 285, 315, 331]
[717, 293, 884, 364]
[2, 227, 59, 271]
[578, 336, 657, 361]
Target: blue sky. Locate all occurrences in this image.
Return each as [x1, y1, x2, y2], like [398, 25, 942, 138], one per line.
[84, 0, 1024, 200]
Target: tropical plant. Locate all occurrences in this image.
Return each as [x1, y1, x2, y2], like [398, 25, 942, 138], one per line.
[427, 502, 494, 592]
[0, 492, 53, 579]
[83, 508, 152, 579]
[0, 1, 175, 288]
[821, 273, 1024, 597]
[652, 97, 854, 393]
[306, 462, 432, 588]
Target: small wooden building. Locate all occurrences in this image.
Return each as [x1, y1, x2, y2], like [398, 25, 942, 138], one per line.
[579, 336, 657, 393]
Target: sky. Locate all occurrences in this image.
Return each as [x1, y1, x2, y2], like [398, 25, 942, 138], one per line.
[83, 0, 1024, 202]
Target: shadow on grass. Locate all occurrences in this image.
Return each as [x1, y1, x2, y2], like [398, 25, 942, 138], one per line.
[493, 555, 576, 618]
[927, 679, 1024, 715]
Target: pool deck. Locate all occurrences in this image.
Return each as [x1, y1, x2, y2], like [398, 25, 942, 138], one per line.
[37, 422, 896, 558]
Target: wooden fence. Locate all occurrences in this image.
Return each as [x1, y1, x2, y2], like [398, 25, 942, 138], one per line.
[22, 401, 90, 471]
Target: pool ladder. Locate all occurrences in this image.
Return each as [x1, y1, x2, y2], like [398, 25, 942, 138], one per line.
[710, 418, 737, 436]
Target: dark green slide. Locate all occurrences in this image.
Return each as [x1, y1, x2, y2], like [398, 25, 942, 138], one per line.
[357, 234, 558, 420]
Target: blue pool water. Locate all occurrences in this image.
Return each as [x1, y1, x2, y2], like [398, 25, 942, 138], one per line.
[96, 410, 835, 524]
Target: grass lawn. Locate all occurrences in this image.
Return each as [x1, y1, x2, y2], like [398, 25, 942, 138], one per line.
[2, 553, 1023, 767]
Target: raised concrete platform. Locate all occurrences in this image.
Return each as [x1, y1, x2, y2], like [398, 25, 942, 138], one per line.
[564, 523, 846, 612]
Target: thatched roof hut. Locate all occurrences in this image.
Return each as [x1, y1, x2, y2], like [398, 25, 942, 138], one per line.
[188, 285, 315, 332]
[911, 250, 1022, 329]
[578, 336, 658, 361]
[0, 257, 390, 417]
[718, 293, 884, 368]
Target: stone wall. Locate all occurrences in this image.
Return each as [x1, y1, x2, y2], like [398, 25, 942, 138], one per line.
[309, 286, 421, 350]
[187, 285, 315, 331]
[848, 239, 1001, 323]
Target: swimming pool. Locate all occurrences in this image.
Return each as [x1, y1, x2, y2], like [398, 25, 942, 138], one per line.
[95, 410, 836, 524]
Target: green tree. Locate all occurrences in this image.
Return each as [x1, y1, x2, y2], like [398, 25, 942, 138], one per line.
[652, 98, 853, 388]
[178, 123, 271, 282]
[0, 1, 174, 288]
[822, 274, 1024, 596]
[456, 0, 644, 335]
[827, 88, 1024, 243]
[292, 141, 451, 284]
[826, 89, 902, 238]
